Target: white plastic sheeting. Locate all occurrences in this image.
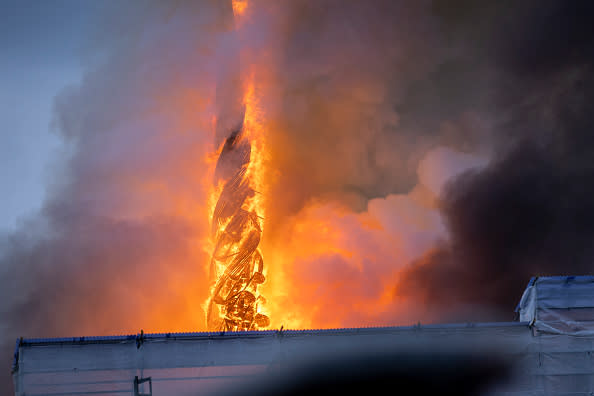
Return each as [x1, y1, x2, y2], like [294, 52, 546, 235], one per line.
[12, 325, 529, 395]
[12, 323, 594, 396]
[516, 276, 594, 335]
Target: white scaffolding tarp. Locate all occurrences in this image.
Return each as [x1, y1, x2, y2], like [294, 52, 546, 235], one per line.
[516, 276, 594, 335]
[12, 325, 528, 395]
[12, 324, 594, 395]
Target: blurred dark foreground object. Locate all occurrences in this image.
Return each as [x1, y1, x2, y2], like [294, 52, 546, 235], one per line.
[215, 346, 511, 396]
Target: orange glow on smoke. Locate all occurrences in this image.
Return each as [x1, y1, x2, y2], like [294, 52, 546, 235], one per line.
[260, 203, 408, 330]
[241, 78, 268, 218]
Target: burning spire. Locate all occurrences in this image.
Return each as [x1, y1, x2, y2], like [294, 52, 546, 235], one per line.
[206, 1, 269, 332]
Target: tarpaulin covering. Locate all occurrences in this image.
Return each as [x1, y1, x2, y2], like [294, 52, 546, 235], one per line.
[516, 276, 594, 335]
[14, 325, 533, 395]
[12, 323, 594, 395]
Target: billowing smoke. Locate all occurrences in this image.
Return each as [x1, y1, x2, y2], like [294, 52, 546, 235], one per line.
[2, 0, 594, 392]
[395, 0, 594, 321]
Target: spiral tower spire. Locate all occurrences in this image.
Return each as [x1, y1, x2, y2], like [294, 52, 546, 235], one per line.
[206, 109, 269, 331]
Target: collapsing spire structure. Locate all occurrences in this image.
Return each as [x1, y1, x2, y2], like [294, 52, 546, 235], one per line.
[206, 110, 269, 331]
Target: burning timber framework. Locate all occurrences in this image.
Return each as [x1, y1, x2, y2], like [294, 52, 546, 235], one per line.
[206, 113, 269, 332]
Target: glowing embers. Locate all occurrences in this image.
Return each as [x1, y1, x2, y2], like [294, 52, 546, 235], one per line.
[207, 118, 269, 331]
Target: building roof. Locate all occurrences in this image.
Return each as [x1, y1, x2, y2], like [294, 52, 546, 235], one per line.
[14, 321, 529, 372]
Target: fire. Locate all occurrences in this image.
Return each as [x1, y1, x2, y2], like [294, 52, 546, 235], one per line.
[199, 0, 442, 332]
[206, 0, 269, 331]
[205, 75, 269, 331]
[232, 0, 248, 18]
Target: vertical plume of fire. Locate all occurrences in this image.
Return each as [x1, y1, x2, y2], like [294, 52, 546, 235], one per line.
[206, 1, 269, 332]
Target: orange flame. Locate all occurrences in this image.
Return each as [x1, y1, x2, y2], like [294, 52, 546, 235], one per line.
[205, 0, 271, 328]
[232, 0, 248, 18]
[204, 82, 270, 330]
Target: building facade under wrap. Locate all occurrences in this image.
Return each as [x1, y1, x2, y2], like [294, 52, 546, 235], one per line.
[12, 276, 594, 395]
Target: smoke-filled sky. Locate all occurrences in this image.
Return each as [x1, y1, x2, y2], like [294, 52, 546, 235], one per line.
[2, 0, 594, 392]
[0, 0, 102, 231]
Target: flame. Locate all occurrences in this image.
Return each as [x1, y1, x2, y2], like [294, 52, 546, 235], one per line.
[242, 79, 268, 216]
[205, 56, 270, 330]
[232, 0, 248, 18]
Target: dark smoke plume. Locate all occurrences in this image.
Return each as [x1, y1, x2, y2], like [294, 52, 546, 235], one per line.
[397, 0, 594, 320]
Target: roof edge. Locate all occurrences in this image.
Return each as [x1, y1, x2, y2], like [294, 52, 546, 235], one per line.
[17, 321, 529, 347]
